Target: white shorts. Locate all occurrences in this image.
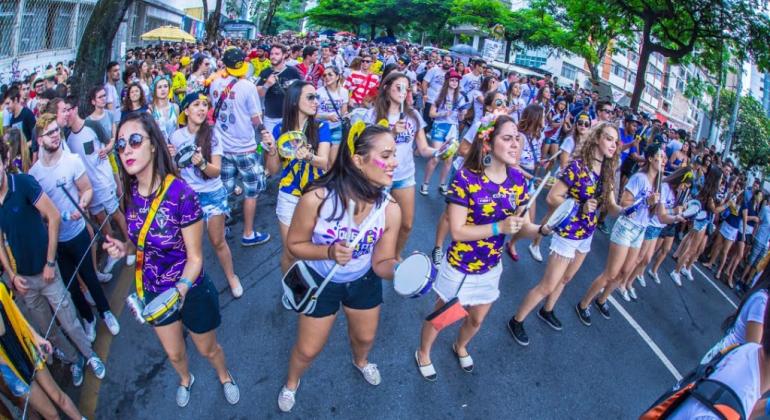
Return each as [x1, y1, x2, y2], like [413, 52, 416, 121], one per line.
[433, 259, 502, 306]
[719, 223, 738, 241]
[276, 191, 300, 226]
[89, 188, 119, 215]
[549, 234, 593, 259]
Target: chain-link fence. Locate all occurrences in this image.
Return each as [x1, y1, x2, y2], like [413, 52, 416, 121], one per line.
[0, 0, 96, 85]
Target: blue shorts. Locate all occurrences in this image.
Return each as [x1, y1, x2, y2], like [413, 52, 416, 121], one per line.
[329, 125, 343, 145]
[308, 270, 383, 318]
[221, 152, 266, 199]
[430, 122, 453, 143]
[144, 277, 221, 334]
[644, 225, 663, 240]
[693, 218, 709, 232]
[391, 175, 416, 190]
[197, 186, 230, 221]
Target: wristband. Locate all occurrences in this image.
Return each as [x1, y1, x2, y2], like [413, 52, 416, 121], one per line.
[492, 222, 499, 236]
[177, 277, 193, 290]
[327, 244, 334, 260]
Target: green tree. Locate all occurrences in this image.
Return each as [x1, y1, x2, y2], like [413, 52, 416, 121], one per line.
[717, 91, 770, 170]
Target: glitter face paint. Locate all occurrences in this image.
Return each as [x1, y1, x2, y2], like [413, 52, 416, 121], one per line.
[373, 158, 388, 170]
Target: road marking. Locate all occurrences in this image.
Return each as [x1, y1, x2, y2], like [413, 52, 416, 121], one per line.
[691, 265, 738, 309]
[607, 295, 683, 381]
[78, 265, 133, 419]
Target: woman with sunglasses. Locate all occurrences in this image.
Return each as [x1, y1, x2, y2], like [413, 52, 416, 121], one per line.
[416, 115, 546, 379]
[149, 76, 179, 141]
[466, 76, 500, 127]
[577, 144, 665, 319]
[508, 123, 620, 344]
[277, 124, 400, 412]
[365, 72, 435, 256]
[421, 70, 466, 196]
[345, 55, 379, 109]
[317, 66, 349, 164]
[168, 92, 244, 298]
[265, 81, 331, 273]
[104, 112, 240, 408]
[506, 82, 526, 123]
[558, 112, 591, 170]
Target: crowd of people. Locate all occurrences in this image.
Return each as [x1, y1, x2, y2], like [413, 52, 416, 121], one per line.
[1, 32, 769, 418]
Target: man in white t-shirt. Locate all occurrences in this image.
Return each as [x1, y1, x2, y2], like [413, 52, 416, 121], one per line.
[64, 96, 134, 271]
[210, 48, 271, 246]
[460, 59, 484, 95]
[104, 61, 121, 123]
[30, 113, 120, 341]
[421, 55, 452, 131]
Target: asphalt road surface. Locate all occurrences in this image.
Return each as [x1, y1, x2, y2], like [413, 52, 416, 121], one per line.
[85, 158, 738, 419]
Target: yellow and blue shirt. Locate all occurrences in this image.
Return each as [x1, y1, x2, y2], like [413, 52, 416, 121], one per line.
[273, 122, 332, 197]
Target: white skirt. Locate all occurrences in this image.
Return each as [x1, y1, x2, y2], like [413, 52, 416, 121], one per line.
[433, 259, 502, 306]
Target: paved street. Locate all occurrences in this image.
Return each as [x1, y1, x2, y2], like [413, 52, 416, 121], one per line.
[87, 158, 738, 419]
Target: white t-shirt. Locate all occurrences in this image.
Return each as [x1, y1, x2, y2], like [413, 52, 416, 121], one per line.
[104, 82, 121, 123]
[623, 172, 655, 226]
[725, 290, 768, 348]
[460, 72, 481, 95]
[509, 97, 527, 122]
[364, 109, 425, 182]
[469, 90, 485, 126]
[168, 127, 224, 193]
[560, 135, 575, 155]
[423, 67, 447, 103]
[317, 85, 349, 130]
[66, 125, 116, 194]
[432, 93, 467, 126]
[671, 343, 762, 420]
[520, 132, 544, 171]
[29, 152, 87, 242]
[209, 76, 263, 154]
[650, 182, 675, 228]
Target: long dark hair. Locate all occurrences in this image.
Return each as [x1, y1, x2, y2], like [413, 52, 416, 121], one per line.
[518, 104, 544, 140]
[464, 115, 515, 173]
[698, 166, 723, 210]
[122, 82, 146, 111]
[722, 270, 770, 332]
[281, 81, 320, 149]
[435, 75, 459, 112]
[640, 143, 662, 189]
[115, 112, 178, 210]
[307, 125, 393, 222]
[374, 72, 419, 123]
[189, 106, 213, 180]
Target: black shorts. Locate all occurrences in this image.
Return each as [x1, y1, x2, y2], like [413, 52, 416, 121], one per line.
[660, 223, 677, 238]
[145, 277, 221, 334]
[308, 269, 383, 318]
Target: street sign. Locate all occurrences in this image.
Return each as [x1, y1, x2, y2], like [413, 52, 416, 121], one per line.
[482, 40, 503, 63]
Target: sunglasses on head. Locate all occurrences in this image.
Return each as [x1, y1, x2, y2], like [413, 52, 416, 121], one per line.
[115, 133, 146, 153]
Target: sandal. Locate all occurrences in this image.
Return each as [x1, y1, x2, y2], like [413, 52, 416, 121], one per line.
[505, 241, 519, 262]
[452, 343, 474, 373]
[414, 350, 437, 382]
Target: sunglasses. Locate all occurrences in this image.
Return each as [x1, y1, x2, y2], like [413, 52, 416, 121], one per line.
[40, 127, 59, 138]
[115, 133, 146, 153]
[600, 108, 613, 113]
[305, 94, 320, 101]
[362, 60, 372, 63]
[576, 120, 591, 128]
[494, 99, 508, 107]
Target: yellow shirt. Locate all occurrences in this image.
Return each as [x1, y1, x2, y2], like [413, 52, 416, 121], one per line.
[371, 60, 383, 75]
[170, 71, 187, 103]
[250, 58, 271, 75]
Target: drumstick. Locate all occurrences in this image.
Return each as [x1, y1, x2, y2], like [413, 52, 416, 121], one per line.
[546, 149, 562, 163]
[346, 199, 356, 247]
[515, 173, 552, 217]
[656, 159, 662, 195]
[399, 83, 406, 118]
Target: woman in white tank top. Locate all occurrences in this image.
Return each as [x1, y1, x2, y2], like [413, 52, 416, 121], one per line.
[277, 124, 401, 413]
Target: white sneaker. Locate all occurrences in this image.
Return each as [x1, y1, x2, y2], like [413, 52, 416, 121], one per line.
[102, 255, 120, 274]
[629, 287, 638, 300]
[277, 381, 299, 413]
[670, 270, 683, 287]
[126, 254, 136, 266]
[528, 243, 543, 262]
[83, 289, 96, 306]
[682, 267, 694, 281]
[648, 269, 661, 284]
[103, 311, 120, 336]
[96, 271, 113, 283]
[637, 275, 646, 288]
[354, 361, 382, 386]
[83, 319, 96, 343]
[619, 288, 631, 302]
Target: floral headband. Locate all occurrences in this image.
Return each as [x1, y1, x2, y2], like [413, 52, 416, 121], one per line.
[478, 113, 502, 143]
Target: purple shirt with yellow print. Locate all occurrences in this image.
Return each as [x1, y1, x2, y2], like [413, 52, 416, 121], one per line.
[445, 166, 530, 274]
[558, 159, 601, 240]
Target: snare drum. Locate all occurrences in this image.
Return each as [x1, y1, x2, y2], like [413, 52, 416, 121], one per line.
[277, 131, 307, 159]
[142, 288, 182, 326]
[546, 198, 579, 233]
[393, 252, 437, 298]
[174, 144, 197, 168]
[681, 199, 702, 219]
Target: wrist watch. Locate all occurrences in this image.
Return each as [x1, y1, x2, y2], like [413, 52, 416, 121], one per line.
[198, 160, 207, 171]
[46, 260, 56, 268]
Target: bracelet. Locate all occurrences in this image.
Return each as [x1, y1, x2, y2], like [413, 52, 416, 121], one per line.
[327, 244, 334, 260]
[491, 222, 499, 236]
[177, 277, 193, 289]
[538, 225, 549, 236]
[198, 160, 208, 171]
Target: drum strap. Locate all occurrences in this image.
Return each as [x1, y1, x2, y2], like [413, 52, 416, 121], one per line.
[135, 175, 175, 301]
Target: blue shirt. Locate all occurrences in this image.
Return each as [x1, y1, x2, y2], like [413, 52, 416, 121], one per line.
[619, 127, 637, 164]
[754, 205, 770, 246]
[0, 174, 47, 275]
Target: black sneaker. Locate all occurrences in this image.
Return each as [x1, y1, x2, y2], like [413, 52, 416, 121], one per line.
[431, 247, 443, 266]
[507, 318, 529, 346]
[594, 298, 611, 319]
[575, 303, 592, 326]
[537, 307, 563, 331]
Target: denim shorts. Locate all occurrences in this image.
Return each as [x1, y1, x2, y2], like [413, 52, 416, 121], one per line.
[719, 223, 739, 241]
[391, 175, 416, 190]
[308, 269, 383, 318]
[644, 225, 663, 241]
[610, 216, 645, 248]
[661, 223, 677, 238]
[221, 151, 266, 199]
[144, 276, 221, 334]
[329, 125, 343, 145]
[430, 122, 453, 143]
[197, 186, 230, 221]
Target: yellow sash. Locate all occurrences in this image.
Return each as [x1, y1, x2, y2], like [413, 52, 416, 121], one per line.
[135, 175, 175, 301]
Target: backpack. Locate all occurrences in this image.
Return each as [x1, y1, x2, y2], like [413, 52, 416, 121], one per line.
[640, 344, 746, 420]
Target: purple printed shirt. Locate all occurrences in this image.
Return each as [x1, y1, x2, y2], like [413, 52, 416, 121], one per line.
[126, 178, 204, 294]
[446, 166, 530, 274]
[558, 159, 600, 240]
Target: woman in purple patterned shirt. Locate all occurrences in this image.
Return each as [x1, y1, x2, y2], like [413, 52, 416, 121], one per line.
[103, 113, 240, 408]
[415, 115, 548, 381]
[507, 122, 621, 345]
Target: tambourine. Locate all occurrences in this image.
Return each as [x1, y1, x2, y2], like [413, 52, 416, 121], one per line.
[142, 288, 181, 326]
[546, 198, 579, 233]
[433, 139, 459, 160]
[277, 131, 308, 160]
[174, 144, 197, 168]
[681, 199, 702, 219]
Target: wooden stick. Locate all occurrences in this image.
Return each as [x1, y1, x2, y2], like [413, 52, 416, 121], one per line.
[346, 199, 356, 247]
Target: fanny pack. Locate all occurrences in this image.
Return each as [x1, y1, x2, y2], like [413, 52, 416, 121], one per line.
[281, 194, 390, 315]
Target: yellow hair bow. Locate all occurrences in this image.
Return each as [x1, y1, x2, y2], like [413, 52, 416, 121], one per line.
[377, 119, 390, 128]
[347, 120, 367, 155]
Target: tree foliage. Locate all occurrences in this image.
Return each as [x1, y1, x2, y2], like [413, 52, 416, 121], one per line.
[717, 91, 770, 171]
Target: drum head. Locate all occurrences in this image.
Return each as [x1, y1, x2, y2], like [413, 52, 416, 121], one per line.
[277, 131, 307, 159]
[547, 198, 576, 229]
[394, 253, 431, 297]
[681, 199, 701, 218]
[175, 144, 197, 168]
[437, 140, 459, 160]
[142, 288, 180, 322]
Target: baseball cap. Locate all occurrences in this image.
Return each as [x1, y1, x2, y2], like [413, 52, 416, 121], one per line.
[624, 114, 640, 124]
[398, 55, 411, 66]
[447, 70, 461, 80]
[223, 48, 248, 77]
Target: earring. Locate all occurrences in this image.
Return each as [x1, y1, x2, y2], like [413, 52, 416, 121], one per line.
[482, 153, 492, 167]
